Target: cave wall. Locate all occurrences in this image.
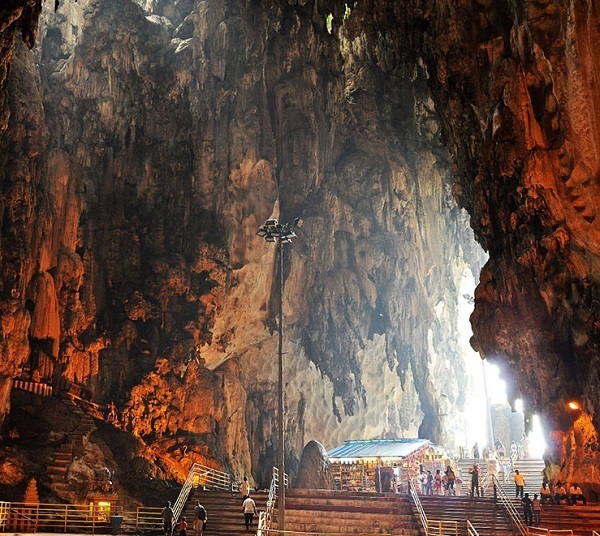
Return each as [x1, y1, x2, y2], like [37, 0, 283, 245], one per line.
[414, 0, 600, 489]
[2, 0, 485, 488]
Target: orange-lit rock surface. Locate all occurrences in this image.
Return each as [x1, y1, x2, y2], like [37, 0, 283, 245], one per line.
[1, 0, 598, 499]
[349, 0, 600, 490]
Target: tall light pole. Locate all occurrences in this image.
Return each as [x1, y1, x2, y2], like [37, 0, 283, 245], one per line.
[256, 218, 297, 533]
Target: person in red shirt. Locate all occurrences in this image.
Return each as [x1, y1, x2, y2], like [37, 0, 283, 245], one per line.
[178, 517, 187, 536]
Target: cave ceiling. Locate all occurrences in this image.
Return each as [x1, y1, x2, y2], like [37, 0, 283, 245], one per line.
[0, 0, 599, 496]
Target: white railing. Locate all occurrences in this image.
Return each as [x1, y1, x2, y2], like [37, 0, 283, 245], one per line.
[257, 467, 289, 536]
[409, 479, 428, 535]
[467, 520, 480, 536]
[492, 475, 528, 536]
[409, 478, 462, 536]
[172, 463, 233, 520]
[527, 529, 573, 536]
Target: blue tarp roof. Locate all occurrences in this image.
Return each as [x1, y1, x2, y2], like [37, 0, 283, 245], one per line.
[327, 439, 432, 460]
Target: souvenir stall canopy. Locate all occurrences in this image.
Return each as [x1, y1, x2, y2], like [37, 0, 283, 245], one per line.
[327, 438, 449, 492]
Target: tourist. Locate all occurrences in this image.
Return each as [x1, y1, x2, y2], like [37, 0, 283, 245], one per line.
[521, 493, 533, 526]
[553, 481, 567, 504]
[510, 441, 518, 460]
[434, 469, 443, 495]
[445, 465, 456, 496]
[494, 439, 506, 459]
[425, 470, 434, 495]
[569, 483, 587, 506]
[161, 501, 175, 536]
[242, 494, 257, 531]
[540, 482, 553, 504]
[469, 463, 481, 497]
[193, 500, 207, 536]
[472, 442, 480, 461]
[178, 517, 187, 536]
[240, 476, 250, 498]
[514, 469, 526, 498]
[532, 494, 542, 526]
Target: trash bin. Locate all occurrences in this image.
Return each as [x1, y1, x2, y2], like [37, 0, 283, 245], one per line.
[110, 514, 123, 535]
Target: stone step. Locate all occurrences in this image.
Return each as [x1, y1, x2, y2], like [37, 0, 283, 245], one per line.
[189, 489, 421, 535]
[47, 465, 68, 475]
[53, 452, 73, 461]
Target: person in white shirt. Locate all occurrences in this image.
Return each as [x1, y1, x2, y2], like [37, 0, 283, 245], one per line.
[540, 482, 553, 504]
[242, 495, 257, 531]
[554, 482, 567, 504]
[569, 484, 587, 506]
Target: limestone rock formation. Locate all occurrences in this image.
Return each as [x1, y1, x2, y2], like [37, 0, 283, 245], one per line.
[3, 0, 598, 498]
[407, 0, 600, 491]
[295, 440, 334, 490]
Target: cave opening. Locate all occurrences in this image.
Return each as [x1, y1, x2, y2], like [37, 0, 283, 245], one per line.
[456, 266, 546, 459]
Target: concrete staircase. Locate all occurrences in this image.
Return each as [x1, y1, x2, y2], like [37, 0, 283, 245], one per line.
[498, 458, 545, 498]
[284, 489, 422, 535]
[457, 457, 545, 498]
[182, 490, 268, 535]
[419, 495, 519, 536]
[534, 503, 600, 535]
[46, 403, 97, 495]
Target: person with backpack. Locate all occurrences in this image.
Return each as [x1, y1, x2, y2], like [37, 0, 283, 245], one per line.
[521, 493, 533, 526]
[193, 500, 207, 536]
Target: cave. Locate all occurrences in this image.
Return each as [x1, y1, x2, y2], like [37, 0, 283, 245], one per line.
[0, 0, 599, 509]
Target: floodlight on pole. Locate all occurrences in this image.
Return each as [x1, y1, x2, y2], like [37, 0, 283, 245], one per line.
[256, 217, 298, 532]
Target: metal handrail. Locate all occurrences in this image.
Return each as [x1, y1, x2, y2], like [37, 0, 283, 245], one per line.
[253, 531, 391, 535]
[426, 519, 458, 536]
[0, 501, 9, 527]
[528, 529, 549, 536]
[263, 472, 277, 534]
[409, 479, 428, 535]
[467, 520, 479, 536]
[1, 502, 163, 534]
[492, 474, 527, 536]
[257, 467, 284, 536]
[172, 463, 233, 520]
[528, 530, 573, 536]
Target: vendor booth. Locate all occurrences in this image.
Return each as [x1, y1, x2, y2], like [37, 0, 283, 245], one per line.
[327, 438, 449, 492]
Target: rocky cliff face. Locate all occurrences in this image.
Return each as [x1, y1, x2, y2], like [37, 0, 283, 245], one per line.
[0, 0, 484, 490]
[5, 0, 597, 496]
[404, 0, 600, 489]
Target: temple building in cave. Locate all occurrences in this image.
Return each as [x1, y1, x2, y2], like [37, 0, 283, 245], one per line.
[0, 0, 599, 517]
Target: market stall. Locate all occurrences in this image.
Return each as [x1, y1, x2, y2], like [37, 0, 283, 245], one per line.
[327, 438, 449, 492]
